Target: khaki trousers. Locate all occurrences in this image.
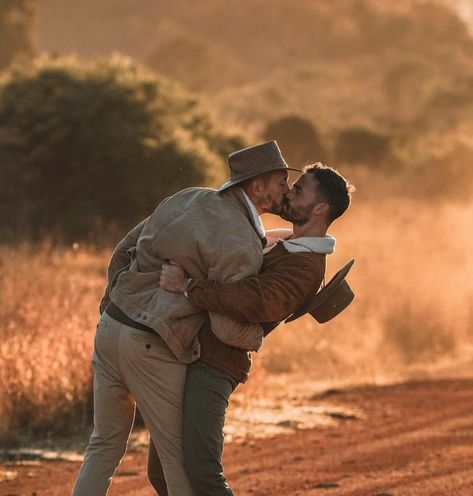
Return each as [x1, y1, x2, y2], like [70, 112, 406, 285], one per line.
[72, 312, 194, 496]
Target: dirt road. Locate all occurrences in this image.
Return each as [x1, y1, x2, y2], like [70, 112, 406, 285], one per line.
[2, 378, 473, 495]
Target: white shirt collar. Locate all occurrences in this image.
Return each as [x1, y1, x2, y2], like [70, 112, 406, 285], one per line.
[283, 235, 336, 254]
[241, 189, 266, 238]
[264, 234, 336, 254]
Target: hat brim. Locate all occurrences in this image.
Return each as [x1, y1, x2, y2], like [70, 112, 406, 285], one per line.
[310, 281, 354, 323]
[285, 259, 355, 323]
[217, 165, 302, 192]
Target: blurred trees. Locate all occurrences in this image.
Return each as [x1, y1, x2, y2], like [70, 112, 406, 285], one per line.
[263, 115, 327, 167]
[0, 55, 242, 242]
[411, 143, 473, 201]
[37, 0, 473, 100]
[35, 0, 473, 180]
[335, 127, 392, 168]
[0, 0, 36, 70]
[146, 22, 245, 92]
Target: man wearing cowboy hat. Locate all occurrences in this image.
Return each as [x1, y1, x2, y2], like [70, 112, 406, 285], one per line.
[72, 140, 300, 496]
[151, 162, 355, 495]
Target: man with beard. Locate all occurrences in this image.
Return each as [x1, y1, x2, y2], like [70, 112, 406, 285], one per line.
[72, 141, 300, 496]
[152, 163, 355, 495]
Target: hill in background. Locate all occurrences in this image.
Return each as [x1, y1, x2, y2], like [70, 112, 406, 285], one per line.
[37, 2, 472, 117]
[36, 0, 473, 195]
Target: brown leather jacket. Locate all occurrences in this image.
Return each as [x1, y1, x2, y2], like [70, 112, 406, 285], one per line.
[189, 242, 326, 324]
[189, 242, 327, 382]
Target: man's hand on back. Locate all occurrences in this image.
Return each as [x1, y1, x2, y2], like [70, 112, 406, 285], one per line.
[159, 263, 190, 293]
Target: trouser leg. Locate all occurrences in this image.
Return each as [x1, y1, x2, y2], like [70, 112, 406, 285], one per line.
[183, 361, 237, 496]
[73, 314, 135, 496]
[119, 325, 194, 496]
[147, 439, 169, 496]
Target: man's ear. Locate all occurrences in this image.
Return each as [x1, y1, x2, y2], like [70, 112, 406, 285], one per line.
[313, 202, 329, 217]
[250, 178, 264, 197]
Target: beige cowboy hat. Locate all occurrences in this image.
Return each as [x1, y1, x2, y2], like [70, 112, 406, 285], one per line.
[285, 259, 355, 324]
[218, 140, 301, 192]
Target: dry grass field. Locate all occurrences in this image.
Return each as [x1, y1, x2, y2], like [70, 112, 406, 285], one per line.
[1, 196, 472, 446]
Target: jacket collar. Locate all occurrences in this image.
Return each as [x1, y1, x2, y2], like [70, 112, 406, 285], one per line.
[241, 190, 265, 238]
[219, 187, 266, 240]
[264, 234, 336, 254]
[283, 235, 336, 254]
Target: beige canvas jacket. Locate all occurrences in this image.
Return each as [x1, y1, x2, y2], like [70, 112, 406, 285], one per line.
[105, 187, 264, 363]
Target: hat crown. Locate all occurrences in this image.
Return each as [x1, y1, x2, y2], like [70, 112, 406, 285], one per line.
[228, 140, 288, 178]
[217, 140, 297, 192]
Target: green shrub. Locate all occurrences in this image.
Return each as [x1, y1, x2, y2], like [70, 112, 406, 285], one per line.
[0, 55, 240, 242]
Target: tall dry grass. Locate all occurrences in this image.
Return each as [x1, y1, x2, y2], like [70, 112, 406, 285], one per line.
[1, 199, 472, 444]
[0, 244, 108, 444]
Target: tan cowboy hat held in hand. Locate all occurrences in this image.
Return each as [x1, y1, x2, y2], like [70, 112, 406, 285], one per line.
[285, 259, 355, 324]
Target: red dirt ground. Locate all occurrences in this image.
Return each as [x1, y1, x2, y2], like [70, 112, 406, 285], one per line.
[2, 378, 473, 496]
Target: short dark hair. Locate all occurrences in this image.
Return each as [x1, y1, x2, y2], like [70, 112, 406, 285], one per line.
[304, 163, 355, 223]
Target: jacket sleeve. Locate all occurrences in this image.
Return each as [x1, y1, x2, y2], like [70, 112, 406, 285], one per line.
[189, 254, 324, 324]
[206, 244, 265, 351]
[99, 218, 148, 314]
